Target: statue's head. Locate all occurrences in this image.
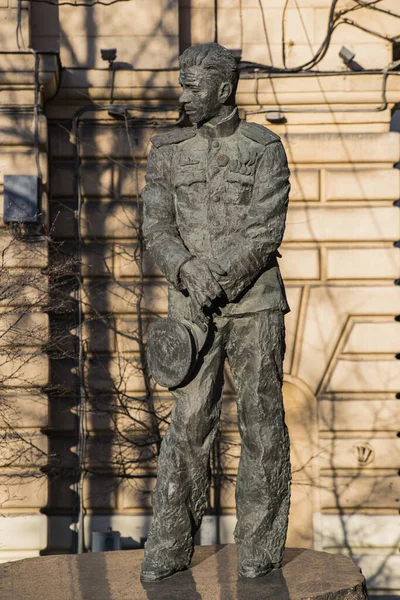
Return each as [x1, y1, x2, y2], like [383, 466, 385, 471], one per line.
[178, 42, 239, 125]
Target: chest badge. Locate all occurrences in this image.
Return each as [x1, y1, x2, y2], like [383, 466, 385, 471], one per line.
[217, 154, 229, 167]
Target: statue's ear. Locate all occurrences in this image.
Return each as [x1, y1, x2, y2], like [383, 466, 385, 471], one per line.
[218, 81, 232, 104]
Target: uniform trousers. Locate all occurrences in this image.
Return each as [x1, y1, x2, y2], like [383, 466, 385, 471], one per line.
[143, 310, 291, 574]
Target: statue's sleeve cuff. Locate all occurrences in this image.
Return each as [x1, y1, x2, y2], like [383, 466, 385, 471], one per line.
[163, 250, 193, 291]
[176, 256, 193, 291]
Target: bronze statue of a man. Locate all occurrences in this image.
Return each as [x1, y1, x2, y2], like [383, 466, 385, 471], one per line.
[141, 42, 291, 582]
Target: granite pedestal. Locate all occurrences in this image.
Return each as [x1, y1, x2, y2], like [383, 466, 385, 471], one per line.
[0, 545, 368, 600]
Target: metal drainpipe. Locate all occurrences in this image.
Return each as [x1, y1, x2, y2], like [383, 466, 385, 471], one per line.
[70, 105, 92, 555]
[214, 0, 218, 44]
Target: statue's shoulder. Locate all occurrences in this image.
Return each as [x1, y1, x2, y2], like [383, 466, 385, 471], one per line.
[240, 121, 281, 147]
[151, 127, 197, 149]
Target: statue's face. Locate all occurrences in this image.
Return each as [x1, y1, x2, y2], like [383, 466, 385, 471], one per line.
[179, 66, 224, 124]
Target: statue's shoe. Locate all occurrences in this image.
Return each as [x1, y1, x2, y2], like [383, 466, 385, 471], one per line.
[237, 561, 275, 579]
[140, 557, 189, 582]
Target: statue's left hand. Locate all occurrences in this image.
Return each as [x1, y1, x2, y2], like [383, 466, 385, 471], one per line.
[180, 258, 226, 309]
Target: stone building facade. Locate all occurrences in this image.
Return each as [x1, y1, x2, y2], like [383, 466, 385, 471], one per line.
[0, 0, 399, 595]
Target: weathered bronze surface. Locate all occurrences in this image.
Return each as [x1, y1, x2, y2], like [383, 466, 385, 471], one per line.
[142, 43, 292, 581]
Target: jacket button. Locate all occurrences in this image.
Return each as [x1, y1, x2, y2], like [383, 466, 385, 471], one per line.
[212, 140, 220, 148]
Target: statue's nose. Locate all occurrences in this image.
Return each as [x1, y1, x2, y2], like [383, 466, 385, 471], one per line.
[179, 89, 189, 104]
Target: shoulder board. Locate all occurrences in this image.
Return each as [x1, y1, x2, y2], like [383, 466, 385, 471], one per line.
[151, 127, 197, 149]
[240, 122, 280, 146]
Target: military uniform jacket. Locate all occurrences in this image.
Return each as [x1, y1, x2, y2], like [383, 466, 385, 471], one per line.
[142, 108, 290, 318]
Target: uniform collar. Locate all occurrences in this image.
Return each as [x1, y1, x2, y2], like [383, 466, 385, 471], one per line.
[197, 107, 240, 139]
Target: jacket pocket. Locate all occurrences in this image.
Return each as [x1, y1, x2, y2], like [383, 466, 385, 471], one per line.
[174, 168, 206, 188]
[226, 171, 253, 205]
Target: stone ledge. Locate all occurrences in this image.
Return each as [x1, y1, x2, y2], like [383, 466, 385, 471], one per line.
[0, 544, 367, 600]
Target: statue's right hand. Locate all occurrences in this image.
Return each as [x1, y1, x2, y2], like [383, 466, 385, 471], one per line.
[180, 258, 224, 308]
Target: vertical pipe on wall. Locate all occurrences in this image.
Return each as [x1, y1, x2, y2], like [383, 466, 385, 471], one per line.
[71, 106, 91, 555]
[214, 0, 218, 43]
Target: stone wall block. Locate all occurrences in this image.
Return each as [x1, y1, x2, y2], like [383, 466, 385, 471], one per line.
[241, 7, 315, 46]
[186, 7, 215, 45]
[58, 0, 178, 37]
[289, 169, 320, 201]
[0, 514, 46, 555]
[0, 237, 48, 269]
[81, 242, 158, 279]
[60, 34, 179, 70]
[0, 313, 49, 347]
[80, 201, 139, 239]
[286, 206, 398, 242]
[319, 437, 400, 470]
[325, 169, 400, 201]
[114, 246, 160, 279]
[247, 107, 392, 126]
[280, 247, 320, 280]
[241, 73, 398, 96]
[85, 355, 146, 393]
[355, 554, 400, 593]
[0, 114, 47, 149]
[241, 41, 391, 71]
[0, 274, 49, 308]
[83, 475, 118, 510]
[78, 127, 154, 160]
[85, 396, 118, 433]
[0, 151, 47, 189]
[50, 202, 75, 239]
[114, 318, 140, 354]
[51, 160, 146, 200]
[317, 514, 400, 549]
[316, 8, 400, 43]
[116, 399, 171, 436]
[0, 433, 48, 468]
[119, 477, 156, 510]
[0, 475, 47, 509]
[0, 352, 49, 387]
[328, 359, 400, 393]
[282, 132, 400, 164]
[320, 475, 400, 509]
[0, 392, 48, 428]
[216, 477, 236, 510]
[319, 399, 400, 432]
[83, 435, 155, 471]
[83, 317, 116, 353]
[81, 281, 168, 315]
[344, 321, 400, 353]
[0, 6, 29, 51]
[241, 0, 334, 6]
[81, 242, 114, 278]
[49, 124, 154, 161]
[216, 8, 241, 48]
[326, 246, 400, 279]
[84, 161, 144, 198]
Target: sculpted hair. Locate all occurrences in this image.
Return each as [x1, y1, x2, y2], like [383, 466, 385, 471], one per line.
[179, 43, 239, 94]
